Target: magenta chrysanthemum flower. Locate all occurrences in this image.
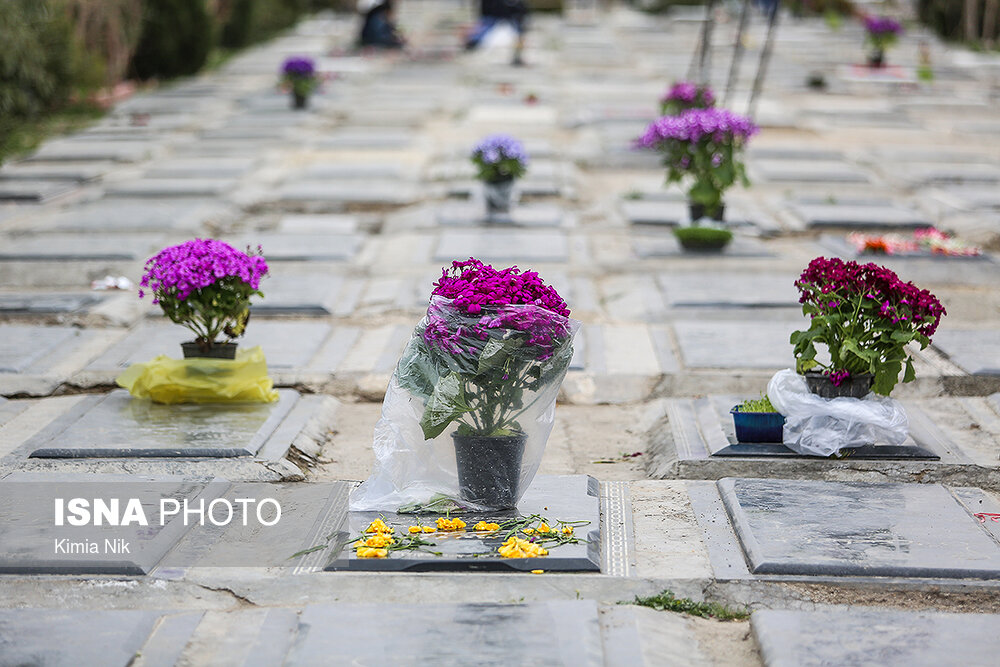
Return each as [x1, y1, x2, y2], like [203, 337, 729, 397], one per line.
[140, 239, 268, 304]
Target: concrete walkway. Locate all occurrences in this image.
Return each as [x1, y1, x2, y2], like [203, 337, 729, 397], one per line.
[1, 2, 1000, 665]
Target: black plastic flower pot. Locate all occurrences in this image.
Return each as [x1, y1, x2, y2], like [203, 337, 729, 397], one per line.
[867, 49, 885, 68]
[181, 341, 238, 360]
[452, 431, 527, 510]
[804, 371, 874, 399]
[730, 406, 785, 443]
[688, 201, 725, 223]
[292, 91, 309, 110]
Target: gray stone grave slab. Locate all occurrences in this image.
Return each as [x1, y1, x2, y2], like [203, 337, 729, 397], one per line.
[26, 140, 153, 163]
[84, 320, 332, 372]
[0, 233, 162, 261]
[144, 157, 258, 180]
[753, 160, 871, 184]
[0, 162, 107, 182]
[24, 389, 298, 458]
[286, 601, 603, 666]
[326, 475, 600, 572]
[0, 180, 79, 203]
[226, 233, 361, 262]
[932, 330, 1000, 375]
[0, 292, 106, 315]
[0, 473, 227, 574]
[620, 199, 688, 226]
[105, 178, 236, 198]
[634, 235, 773, 258]
[435, 230, 569, 263]
[657, 273, 798, 308]
[447, 177, 564, 199]
[0, 325, 91, 373]
[296, 163, 408, 180]
[748, 147, 844, 161]
[940, 186, 1000, 210]
[277, 180, 418, 206]
[719, 477, 1000, 578]
[893, 162, 1000, 187]
[752, 608, 1000, 667]
[790, 200, 930, 229]
[0, 609, 170, 666]
[16, 198, 229, 233]
[317, 129, 414, 150]
[436, 203, 566, 228]
[276, 214, 359, 234]
[251, 274, 349, 316]
[673, 320, 799, 369]
[200, 126, 291, 141]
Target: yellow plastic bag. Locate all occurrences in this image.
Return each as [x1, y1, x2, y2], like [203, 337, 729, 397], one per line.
[116, 346, 279, 404]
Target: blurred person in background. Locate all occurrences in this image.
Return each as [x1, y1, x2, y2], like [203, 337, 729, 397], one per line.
[358, 0, 405, 50]
[464, 0, 529, 66]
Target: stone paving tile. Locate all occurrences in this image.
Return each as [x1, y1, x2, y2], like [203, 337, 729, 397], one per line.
[932, 329, 1000, 375]
[0, 324, 120, 396]
[0, 162, 108, 183]
[435, 229, 570, 262]
[788, 198, 931, 229]
[25, 140, 155, 163]
[0, 233, 165, 261]
[672, 320, 799, 370]
[436, 202, 569, 228]
[656, 273, 799, 309]
[275, 180, 420, 207]
[752, 608, 1000, 667]
[751, 159, 872, 184]
[0, 291, 107, 315]
[6, 198, 232, 233]
[0, 180, 80, 203]
[224, 233, 363, 262]
[634, 234, 774, 258]
[20, 389, 300, 458]
[104, 178, 237, 198]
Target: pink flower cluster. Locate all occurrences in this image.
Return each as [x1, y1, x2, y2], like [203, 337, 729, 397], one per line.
[423, 258, 572, 360]
[139, 239, 269, 303]
[430, 258, 569, 317]
[661, 81, 715, 106]
[636, 108, 758, 149]
[796, 257, 946, 338]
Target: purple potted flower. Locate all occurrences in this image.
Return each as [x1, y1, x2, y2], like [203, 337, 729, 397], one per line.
[791, 257, 946, 397]
[660, 81, 716, 116]
[393, 258, 578, 509]
[863, 15, 903, 68]
[636, 107, 758, 225]
[470, 134, 528, 219]
[281, 56, 318, 109]
[139, 239, 269, 359]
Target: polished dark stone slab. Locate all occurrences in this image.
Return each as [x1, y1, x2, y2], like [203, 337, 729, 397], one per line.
[0, 325, 86, 373]
[286, 601, 603, 666]
[932, 329, 1000, 375]
[719, 477, 1000, 578]
[24, 389, 299, 458]
[0, 609, 171, 666]
[326, 476, 600, 572]
[753, 608, 1000, 667]
[435, 230, 569, 262]
[0, 473, 226, 574]
[0, 292, 106, 315]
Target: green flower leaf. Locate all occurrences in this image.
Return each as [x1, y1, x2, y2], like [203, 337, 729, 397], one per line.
[419, 373, 471, 440]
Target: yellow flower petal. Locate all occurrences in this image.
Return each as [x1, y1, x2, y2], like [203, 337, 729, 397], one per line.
[531, 569, 544, 574]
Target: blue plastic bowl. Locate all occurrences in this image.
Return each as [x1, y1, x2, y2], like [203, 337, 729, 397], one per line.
[730, 406, 785, 443]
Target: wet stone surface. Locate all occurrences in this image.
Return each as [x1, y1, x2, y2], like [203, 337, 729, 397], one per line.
[752, 608, 1000, 667]
[323, 476, 600, 572]
[21, 389, 300, 458]
[719, 477, 1000, 578]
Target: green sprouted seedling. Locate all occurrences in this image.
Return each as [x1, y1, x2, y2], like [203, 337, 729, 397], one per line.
[625, 590, 749, 621]
[737, 394, 777, 413]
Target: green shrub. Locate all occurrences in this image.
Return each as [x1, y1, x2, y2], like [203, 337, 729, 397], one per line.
[784, 0, 856, 16]
[673, 226, 733, 250]
[130, 0, 214, 80]
[220, 0, 309, 49]
[0, 0, 98, 118]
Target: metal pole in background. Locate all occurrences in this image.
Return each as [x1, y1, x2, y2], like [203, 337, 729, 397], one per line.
[688, 0, 718, 85]
[747, 1, 779, 120]
[724, 0, 753, 107]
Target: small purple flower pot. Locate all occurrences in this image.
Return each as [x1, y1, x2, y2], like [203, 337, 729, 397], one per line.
[730, 406, 785, 443]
